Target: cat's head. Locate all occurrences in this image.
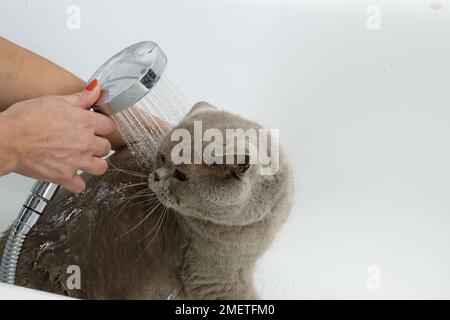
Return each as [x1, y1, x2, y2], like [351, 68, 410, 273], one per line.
[148, 102, 285, 226]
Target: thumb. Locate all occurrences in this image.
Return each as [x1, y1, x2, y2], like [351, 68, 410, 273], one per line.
[62, 79, 101, 109]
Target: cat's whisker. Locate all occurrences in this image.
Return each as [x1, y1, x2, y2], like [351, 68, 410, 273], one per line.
[115, 188, 155, 204]
[129, 198, 159, 208]
[112, 189, 156, 222]
[134, 205, 168, 244]
[118, 202, 162, 239]
[115, 194, 157, 212]
[115, 182, 149, 192]
[115, 198, 158, 213]
[134, 206, 167, 247]
[118, 192, 157, 205]
[108, 168, 148, 178]
[136, 207, 167, 260]
[107, 160, 148, 178]
[113, 190, 148, 208]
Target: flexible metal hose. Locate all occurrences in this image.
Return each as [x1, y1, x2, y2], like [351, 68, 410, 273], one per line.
[0, 182, 59, 284]
[0, 231, 26, 283]
[0, 216, 34, 283]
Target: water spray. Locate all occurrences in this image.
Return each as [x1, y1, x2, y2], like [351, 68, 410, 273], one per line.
[0, 41, 179, 284]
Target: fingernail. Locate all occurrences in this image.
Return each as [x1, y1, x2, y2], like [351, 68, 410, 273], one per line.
[86, 79, 98, 91]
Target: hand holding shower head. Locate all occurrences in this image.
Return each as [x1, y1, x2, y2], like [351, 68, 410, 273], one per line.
[0, 41, 168, 284]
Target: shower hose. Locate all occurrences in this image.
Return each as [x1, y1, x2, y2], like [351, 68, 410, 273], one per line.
[0, 181, 59, 283]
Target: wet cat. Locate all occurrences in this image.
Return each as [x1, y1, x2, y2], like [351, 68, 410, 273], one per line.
[0, 102, 293, 299]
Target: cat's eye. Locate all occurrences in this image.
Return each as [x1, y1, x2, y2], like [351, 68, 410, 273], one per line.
[173, 169, 189, 182]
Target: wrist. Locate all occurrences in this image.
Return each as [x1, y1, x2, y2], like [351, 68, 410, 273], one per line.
[0, 111, 19, 175]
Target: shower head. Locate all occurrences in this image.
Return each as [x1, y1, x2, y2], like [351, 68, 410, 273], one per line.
[88, 41, 167, 116]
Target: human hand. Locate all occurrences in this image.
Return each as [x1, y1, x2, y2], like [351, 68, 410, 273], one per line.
[0, 80, 116, 193]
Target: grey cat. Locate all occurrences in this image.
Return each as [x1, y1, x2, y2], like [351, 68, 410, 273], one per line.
[0, 102, 293, 299]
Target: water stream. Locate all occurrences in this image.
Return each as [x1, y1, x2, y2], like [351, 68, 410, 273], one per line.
[112, 75, 191, 167]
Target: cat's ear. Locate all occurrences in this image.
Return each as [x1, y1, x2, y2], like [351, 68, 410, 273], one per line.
[187, 101, 217, 118]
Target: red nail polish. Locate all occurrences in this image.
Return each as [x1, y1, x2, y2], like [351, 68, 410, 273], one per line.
[86, 79, 98, 91]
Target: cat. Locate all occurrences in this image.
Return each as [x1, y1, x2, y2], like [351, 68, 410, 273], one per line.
[0, 102, 294, 299]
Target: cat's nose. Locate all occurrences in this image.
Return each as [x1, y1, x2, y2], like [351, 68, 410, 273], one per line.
[153, 172, 160, 182]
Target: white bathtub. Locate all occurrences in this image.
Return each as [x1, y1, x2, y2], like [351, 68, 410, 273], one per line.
[0, 283, 71, 300]
[0, 0, 449, 299]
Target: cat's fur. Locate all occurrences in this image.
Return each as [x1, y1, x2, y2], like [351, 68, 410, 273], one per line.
[0, 102, 293, 299]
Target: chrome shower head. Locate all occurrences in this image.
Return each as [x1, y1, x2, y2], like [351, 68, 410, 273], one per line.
[88, 41, 167, 116]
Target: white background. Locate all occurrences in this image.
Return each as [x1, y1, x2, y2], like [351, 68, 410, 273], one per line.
[1, 0, 450, 299]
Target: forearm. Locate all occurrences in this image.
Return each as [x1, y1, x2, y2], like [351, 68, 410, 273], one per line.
[0, 36, 124, 148]
[0, 113, 17, 176]
[0, 36, 85, 110]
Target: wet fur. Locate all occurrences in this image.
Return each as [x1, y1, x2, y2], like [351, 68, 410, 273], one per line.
[0, 103, 293, 299]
